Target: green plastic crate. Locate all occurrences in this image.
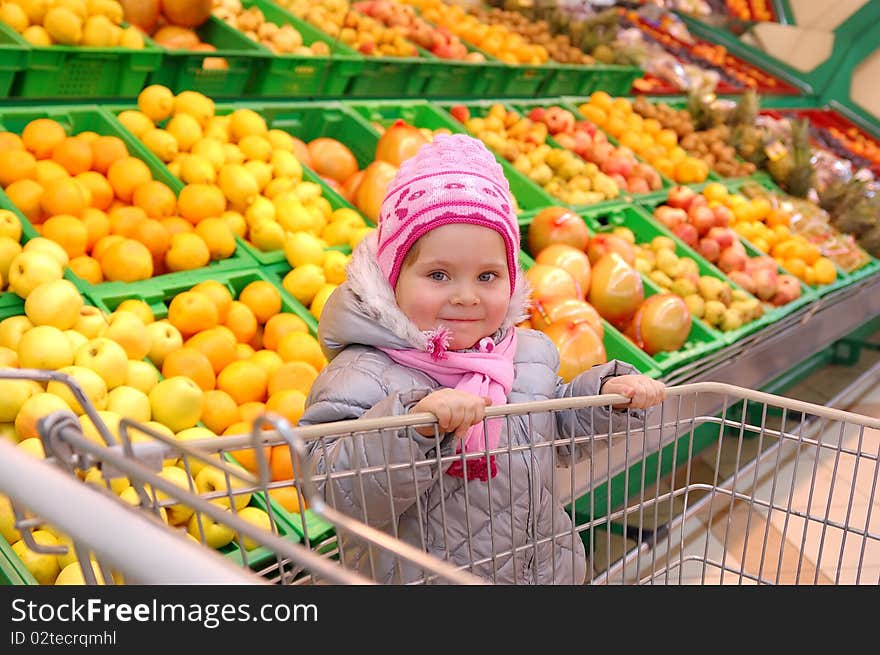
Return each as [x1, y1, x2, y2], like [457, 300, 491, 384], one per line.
[540, 62, 643, 98]
[1, 21, 162, 99]
[239, 0, 363, 97]
[149, 15, 268, 98]
[0, 22, 28, 98]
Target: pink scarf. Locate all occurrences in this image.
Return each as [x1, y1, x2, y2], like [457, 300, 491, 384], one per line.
[379, 329, 517, 482]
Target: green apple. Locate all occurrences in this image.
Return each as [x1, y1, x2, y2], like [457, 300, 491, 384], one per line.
[24, 279, 83, 330]
[0, 378, 34, 422]
[174, 426, 221, 477]
[118, 485, 169, 524]
[12, 529, 61, 584]
[72, 306, 109, 340]
[23, 236, 69, 268]
[74, 337, 128, 389]
[0, 315, 33, 351]
[102, 311, 151, 361]
[149, 376, 203, 433]
[0, 493, 22, 543]
[156, 465, 197, 526]
[55, 560, 108, 585]
[187, 510, 235, 549]
[125, 360, 159, 395]
[46, 365, 108, 415]
[234, 505, 273, 551]
[146, 319, 183, 368]
[0, 236, 22, 284]
[195, 462, 252, 510]
[7, 250, 64, 299]
[14, 393, 69, 440]
[17, 325, 73, 370]
[78, 410, 121, 445]
[0, 209, 21, 242]
[106, 385, 151, 423]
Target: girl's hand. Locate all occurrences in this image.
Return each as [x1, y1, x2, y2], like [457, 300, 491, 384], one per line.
[601, 375, 666, 410]
[411, 389, 491, 439]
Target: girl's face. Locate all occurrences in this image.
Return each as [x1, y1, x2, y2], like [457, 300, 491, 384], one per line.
[395, 223, 511, 351]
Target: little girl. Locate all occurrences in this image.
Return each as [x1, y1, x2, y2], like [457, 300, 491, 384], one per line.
[298, 134, 665, 584]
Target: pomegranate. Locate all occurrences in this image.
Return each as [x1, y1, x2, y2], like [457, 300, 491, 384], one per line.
[355, 161, 398, 223]
[542, 319, 607, 383]
[161, 0, 212, 28]
[530, 298, 603, 338]
[585, 233, 636, 267]
[627, 293, 692, 356]
[307, 138, 359, 185]
[587, 252, 644, 327]
[374, 120, 429, 167]
[534, 244, 591, 297]
[527, 206, 590, 255]
[525, 265, 580, 306]
[119, 0, 160, 33]
[666, 185, 697, 211]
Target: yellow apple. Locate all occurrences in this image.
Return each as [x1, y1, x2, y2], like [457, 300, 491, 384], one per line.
[0, 493, 22, 543]
[115, 298, 154, 325]
[146, 319, 183, 368]
[0, 378, 34, 422]
[7, 250, 64, 298]
[102, 311, 151, 361]
[0, 236, 22, 284]
[125, 359, 159, 394]
[55, 559, 108, 585]
[79, 410, 122, 446]
[72, 306, 109, 339]
[63, 329, 88, 353]
[0, 422, 17, 443]
[53, 531, 78, 569]
[23, 237, 68, 268]
[149, 376, 203, 433]
[0, 345, 17, 367]
[0, 315, 33, 350]
[83, 466, 130, 496]
[173, 426, 221, 477]
[18, 325, 73, 370]
[187, 510, 235, 549]
[118, 485, 168, 524]
[12, 529, 61, 584]
[106, 385, 151, 423]
[24, 279, 83, 329]
[194, 462, 252, 510]
[73, 337, 128, 389]
[0, 210, 21, 242]
[234, 505, 273, 551]
[46, 365, 108, 415]
[156, 465, 197, 526]
[15, 393, 69, 440]
[17, 436, 46, 458]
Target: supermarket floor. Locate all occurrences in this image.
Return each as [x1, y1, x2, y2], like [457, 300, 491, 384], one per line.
[586, 329, 880, 585]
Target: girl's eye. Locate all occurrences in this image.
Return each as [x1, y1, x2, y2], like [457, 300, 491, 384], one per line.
[478, 272, 498, 282]
[429, 271, 448, 281]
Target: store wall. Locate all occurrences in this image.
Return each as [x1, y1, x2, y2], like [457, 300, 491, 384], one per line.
[851, 49, 880, 120]
[789, 0, 868, 30]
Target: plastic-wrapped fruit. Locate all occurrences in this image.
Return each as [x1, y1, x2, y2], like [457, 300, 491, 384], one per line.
[375, 120, 430, 167]
[542, 318, 607, 383]
[355, 161, 398, 223]
[527, 206, 590, 255]
[534, 244, 591, 297]
[586, 233, 636, 267]
[529, 297, 603, 339]
[626, 293, 692, 355]
[525, 264, 580, 306]
[587, 252, 644, 327]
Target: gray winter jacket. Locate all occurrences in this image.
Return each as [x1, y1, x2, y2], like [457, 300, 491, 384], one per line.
[298, 235, 644, 584]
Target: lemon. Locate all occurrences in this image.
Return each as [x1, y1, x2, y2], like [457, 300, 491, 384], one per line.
[222, 143, 245, 165]
[118, 25, 144, 48]
[204, 115, 230, 142]
[282, 264, 325, 306]
[330, 207, 365, 227]
[179, 153, 216, 184]
[322, 249, 348, 285]
[43, 6, 82, 44]
[87, 0, 123, 24]
[274, 196, 312, 233]
[191, 137, 226, 170]
[81, 14, 117, 47]
[20, 24, 51, 44]
[17, 0, 51, 24]
[55, 560, 108, 585]
[243, 160, 272, 191]
[349, 226, 374, 249]
[249, 218, 285, 252]
[141, 128, 178, 163]
[292, 181, 322, 203]
[284, 231, 325, 268]
[166, 112, 203, 152]
[238, 134, 272, 162]
[220, 210, 246, 238]
[266, 128, 295, 152]
[264, 176, 296, 200]
[321, 219, 357, 247]
[218, 163, 259, 209]
[56, 0, 87, 20]
[116, 110, 154, 138]
[137, 84, 174, 123]
[0, 3, 29, 32]
[228, 108, 267, 141]
[269, 150, 302, 180]
[244, 195, 275, 227]
[173, 90, 215, 127]
[309, 283, 337, 320]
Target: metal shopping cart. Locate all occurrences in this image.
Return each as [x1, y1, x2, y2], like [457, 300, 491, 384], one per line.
[1, 368, 878, 585]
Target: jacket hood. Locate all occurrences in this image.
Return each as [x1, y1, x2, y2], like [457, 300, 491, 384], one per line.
[318, 232, 531, 361]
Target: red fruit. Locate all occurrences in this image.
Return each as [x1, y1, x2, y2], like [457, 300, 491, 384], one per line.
[542, 319, 607, 383]
[672, 222, 699, 248]
[627, 293, 692, 355]
[727, 270, 756, 294]
[697, 237, 721, 263]
[161, 0, 211, 28]
[752, 267, 779, 301]
[713, 204, 733, 227]
[449, 105, 470, 123]
[529, 297, 603, 338]
[528, 206, 590, 255]
[666, 185, 696, 211]
[375, 119, 429, 167]
[717, 246, 748, 274]
[554, 132, 576, 151]
[525, 264, 580, 305]
[528, 107, 547, 122]
[355, 160, 397, 223]
[689, 205, 717, 236]
[586, 233, 636, 267]
[308, 138, 359, 184]
[771, 274, 802, 306]
[653, 205, 687, 230]
[627, 178, 651, 195]
[587, 252, 644, 327]
[706, 226, 735, 249]
[119, 0, 160, 32]
[543, 107, 576, 135]
[535, 244, 591, 297]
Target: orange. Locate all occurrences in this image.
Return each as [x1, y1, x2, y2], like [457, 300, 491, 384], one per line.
[268, 360, 318, 397]
[132, 180, 177, 218]
[89, 136, 128, 175]
[132, 218, 170, 262]
[194, 217, 236, 261]
[782, 257, 807, 279]
[168, 290, 219, 338]
[162, 346, 216, 392]
[656, 129, 678, 150]
[237, 401, 267, 426]
[108, 205, 148, 237]
[75, 171, 114, 210]
[74, 131, 100, 144]
[262, 313, 309, 351]
[0, 148, 37, 186]
[224, 300, 258, 344]
[80, 207, 110, 250]
[39, 176, 88, 217]
[68, 255, 103, 284]
[51, 137, 93, 175]
[185, 327, 237, 374]
[0, 131, 23, 150]
[100, 238, 154, 282]
[164, 232, 211, 272]
[216, 359, 268, 405]
[200, 389, 240, 435]
[267, 486, 306, 513]
[225, 429, 272, 475]
[33, 159, 70, 187]
[21, 118, 67, 159]
[190, 280, 233, 323]
[249, 324, 263, 350]
[277, 331, 326, 371]
[249, 349, 283, 377]
[235, 343, 255, 360]
[106, 156, 152, 203]
[702, 182, 729, 205]
[4, 178, 43, 224]
[91, 234, 125, 262]
[268, 443, 302, 482]
[265, 389, 306, 425]
[41, 214, 89, 258]
[160, 215, 194, 237]
[811, 257, 837, 285]
[177, 183, 226, 224]
[238, 280, 281, 324]
[588, 91, 612, 110]
[765, 208, 790, 228]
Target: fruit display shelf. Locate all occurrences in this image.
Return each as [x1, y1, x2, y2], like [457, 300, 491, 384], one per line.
[0, 22, 28, 98]
[85, 266, 336, 548]
[0, 19, 163, 100]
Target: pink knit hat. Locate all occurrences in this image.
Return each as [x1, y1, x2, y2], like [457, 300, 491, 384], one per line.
[376, 133, 520, 296]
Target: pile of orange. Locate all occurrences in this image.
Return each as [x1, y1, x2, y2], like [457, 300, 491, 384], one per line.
[0, 116, 238, 286]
